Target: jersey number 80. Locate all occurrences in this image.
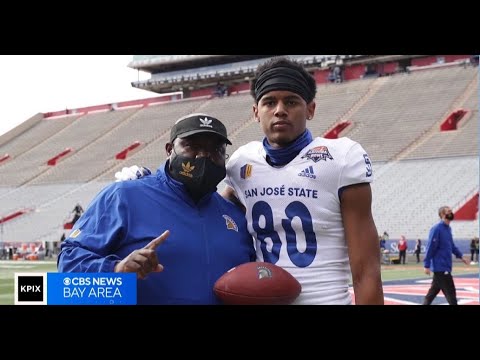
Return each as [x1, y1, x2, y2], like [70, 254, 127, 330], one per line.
[252, 200, 316, 267]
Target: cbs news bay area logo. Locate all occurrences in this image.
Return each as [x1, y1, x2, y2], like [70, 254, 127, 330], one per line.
[14, 273, 136, 305]
[62, 276, 123, 297]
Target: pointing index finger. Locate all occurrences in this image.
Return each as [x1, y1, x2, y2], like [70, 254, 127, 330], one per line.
[145, 230, 170, 250]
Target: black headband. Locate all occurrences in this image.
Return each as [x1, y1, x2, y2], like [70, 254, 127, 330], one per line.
[254, 66, 314, 103]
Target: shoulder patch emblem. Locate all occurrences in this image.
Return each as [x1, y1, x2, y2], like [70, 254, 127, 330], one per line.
[222, 215, 239, 232]
[69, 229, 82, 238]
[240, 164, 252, 179]
[301, 146, 334, 163]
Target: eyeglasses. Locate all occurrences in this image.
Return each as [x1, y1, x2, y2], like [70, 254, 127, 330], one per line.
[174, 143, 229, 161]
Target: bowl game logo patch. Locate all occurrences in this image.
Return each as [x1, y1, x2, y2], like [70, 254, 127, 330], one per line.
[302, 146, 333, 163]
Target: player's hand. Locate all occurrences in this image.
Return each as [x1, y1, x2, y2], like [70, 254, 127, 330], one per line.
[424, 267, 431, 275]
[114, 230, 170, 279]
[461, 257, 469, 265]
[115, 165, 151, 182]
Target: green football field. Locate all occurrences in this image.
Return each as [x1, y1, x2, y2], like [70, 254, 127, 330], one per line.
[0, 261, 58, 305]
[0, 259, 477, 305]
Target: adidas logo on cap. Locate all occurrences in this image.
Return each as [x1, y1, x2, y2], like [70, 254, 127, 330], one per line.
[170, 113, 232, 145]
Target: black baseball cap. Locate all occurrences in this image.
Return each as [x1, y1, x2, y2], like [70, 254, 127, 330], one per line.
[170, 113, 232, 145]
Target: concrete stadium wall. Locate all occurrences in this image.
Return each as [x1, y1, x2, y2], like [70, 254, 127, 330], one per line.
[0, 113, 43, 147]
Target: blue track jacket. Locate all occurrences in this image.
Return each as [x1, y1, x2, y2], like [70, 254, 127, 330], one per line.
[58, 162, 255, 304]
[423, 221, 463, 273]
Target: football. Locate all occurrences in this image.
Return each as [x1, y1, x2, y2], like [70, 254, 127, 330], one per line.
[213, 262, 301, 305]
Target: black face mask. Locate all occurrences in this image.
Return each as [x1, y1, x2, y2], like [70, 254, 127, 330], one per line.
[445, 213, 454, 221]
[169, 154, 226, 199]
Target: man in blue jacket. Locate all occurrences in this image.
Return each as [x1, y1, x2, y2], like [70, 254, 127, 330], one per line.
[58, 113, 256, 304]
[422, 206, 468, 305]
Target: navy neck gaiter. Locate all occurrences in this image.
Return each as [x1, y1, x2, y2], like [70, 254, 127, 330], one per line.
[262, 129, 313, 166]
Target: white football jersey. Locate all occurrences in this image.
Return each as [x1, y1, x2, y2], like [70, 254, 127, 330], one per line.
[224, 137, 373, 305]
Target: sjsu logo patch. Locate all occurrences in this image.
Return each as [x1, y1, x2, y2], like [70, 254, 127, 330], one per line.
[222, 215, 238, 232]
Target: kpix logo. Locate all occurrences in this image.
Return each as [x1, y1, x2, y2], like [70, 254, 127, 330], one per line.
[15, 273, 47, 305]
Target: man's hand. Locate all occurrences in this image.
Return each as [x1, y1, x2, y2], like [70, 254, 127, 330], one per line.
[461, 256, 469, 265]
[424, 267, 431, 275]
[114, 230, 170, 279]
[115, 166, 151, 182]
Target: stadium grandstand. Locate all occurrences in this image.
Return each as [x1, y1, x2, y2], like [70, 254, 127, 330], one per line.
[0, 54, 478, 259]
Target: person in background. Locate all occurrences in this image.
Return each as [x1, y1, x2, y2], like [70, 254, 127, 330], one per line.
[58, 113, 255, 305]
[397, 235, 408, 264]
[379, 235, 389, 265]
[414, 239, 422, 263]
[379, 235, 386, 252]
[382, 231, 389, 241]
[469, 237, 479, 264]
[71, 203, 84, 225]
[213, 82, 228, 97]
[422, 206, 469, 305]
[475, 237, 479, 263]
